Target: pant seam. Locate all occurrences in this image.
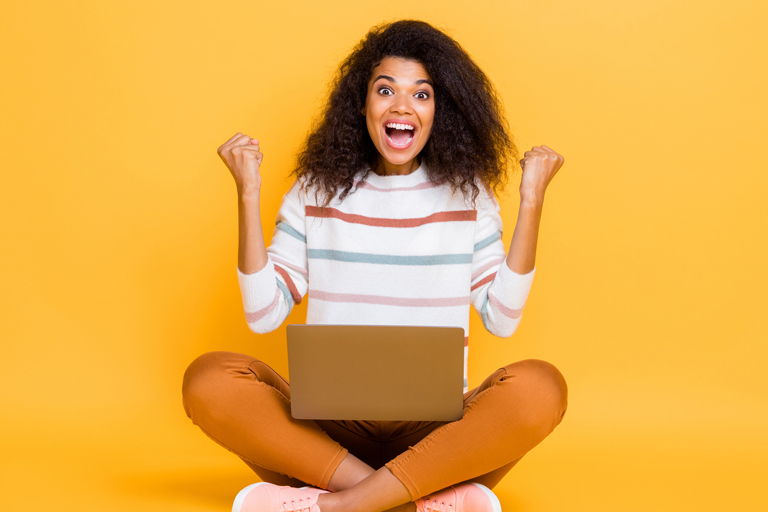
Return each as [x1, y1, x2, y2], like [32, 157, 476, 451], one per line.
[320, 445, 349, 490]
[385, 459, 421, 501]
[247, 358, 291, 391]
[384, 420, 458, 499]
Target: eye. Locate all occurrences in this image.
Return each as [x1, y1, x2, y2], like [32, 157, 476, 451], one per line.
[415, 91, 430, 100]
[378, 87, 393, 96]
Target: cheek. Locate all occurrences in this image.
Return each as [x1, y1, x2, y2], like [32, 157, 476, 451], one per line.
[420, 128, 433, 148]
[420, 107, 436, 143]
[364, 101, 382, 138]
[366, 117, 379, 141]
[420, 101, 435, 122]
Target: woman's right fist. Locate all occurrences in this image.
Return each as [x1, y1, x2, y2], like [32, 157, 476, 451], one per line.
[217, 132, 263, 193]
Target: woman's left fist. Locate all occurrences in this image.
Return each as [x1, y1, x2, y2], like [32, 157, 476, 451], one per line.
[519, 145, 565, 204]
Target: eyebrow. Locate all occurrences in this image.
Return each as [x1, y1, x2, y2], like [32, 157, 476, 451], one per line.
[374, 74, 434, 86]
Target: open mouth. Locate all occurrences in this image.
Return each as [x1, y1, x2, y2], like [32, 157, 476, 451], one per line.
[384, 122, 416, 149]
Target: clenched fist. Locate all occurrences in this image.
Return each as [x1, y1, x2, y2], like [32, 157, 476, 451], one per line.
[519, 145, 565, 204]
[217, 132, 263, 194]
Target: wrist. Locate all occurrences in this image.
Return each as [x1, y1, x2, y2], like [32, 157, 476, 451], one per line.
[238, 185, 261, 202]
[519, 194, 544, 210]
[519, 184, 545, 204]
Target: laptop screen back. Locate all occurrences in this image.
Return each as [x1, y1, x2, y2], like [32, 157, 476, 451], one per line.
[287, 324, 465, 421]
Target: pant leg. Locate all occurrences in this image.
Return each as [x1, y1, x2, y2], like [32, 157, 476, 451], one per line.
[380, 425, 524, 491]
[384, 359, 568, 500]
[313, 419, 393, 470]
[313, 418, 448, 471]
[181, 351, 349, 489]
[316, 416, 521, 491]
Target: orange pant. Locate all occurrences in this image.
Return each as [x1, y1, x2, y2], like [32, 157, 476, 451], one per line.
[182, 351, 567, 500]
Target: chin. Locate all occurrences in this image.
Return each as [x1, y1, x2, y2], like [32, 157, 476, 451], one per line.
[383, 153, 416, 166]
[377, 144, 424, 166]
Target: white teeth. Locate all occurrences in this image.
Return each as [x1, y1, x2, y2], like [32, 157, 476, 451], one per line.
[386, 134, 414, 147]
[385, 122, 415, 131]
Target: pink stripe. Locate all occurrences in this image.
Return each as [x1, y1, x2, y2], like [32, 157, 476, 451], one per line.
[271, 256, 308, 277]
[354, 179, 445, 192]
[471, 272, 496, 292]
[488, 291, 523, 319]
[310, 290, 469, 307]
[306, 206, 476, 227]
[245, 288, 280, 323]
[471, 257, 506, 280]
[274, 265, 302, 305]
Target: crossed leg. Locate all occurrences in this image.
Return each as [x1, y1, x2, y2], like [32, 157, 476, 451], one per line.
[182, 351, 567, 512]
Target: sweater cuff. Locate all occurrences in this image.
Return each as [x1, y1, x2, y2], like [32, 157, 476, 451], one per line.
[236, 261, 276, 312]
[492, 262, 536, 308]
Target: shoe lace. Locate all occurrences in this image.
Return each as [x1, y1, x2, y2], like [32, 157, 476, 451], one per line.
[422, 497, 454, 512]
[282, 495, 314, 512]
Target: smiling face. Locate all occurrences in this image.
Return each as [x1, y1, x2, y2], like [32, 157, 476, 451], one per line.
[362, 57, 435, 175]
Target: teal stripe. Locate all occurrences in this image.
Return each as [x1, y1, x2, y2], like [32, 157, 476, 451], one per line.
[276, 279, 294, 313]
[277, 222, 306, 243]
[308, 249, 472, 266]
[474, 231, 501, 252]
[480, 292, 490, 331]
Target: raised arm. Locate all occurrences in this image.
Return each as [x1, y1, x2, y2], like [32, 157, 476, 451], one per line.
[470, 144, 565, 337]
[217, 132, 269, 274]
[506, 145, 565, 274]
[217, 133, 309, 333]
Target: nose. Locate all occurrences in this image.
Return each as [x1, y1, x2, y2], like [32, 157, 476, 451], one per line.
[390, 94, 413, 115]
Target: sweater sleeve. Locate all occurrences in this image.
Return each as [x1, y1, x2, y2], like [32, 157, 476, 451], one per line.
[236, 180, 309, 334]
[469, 187, 536, 337]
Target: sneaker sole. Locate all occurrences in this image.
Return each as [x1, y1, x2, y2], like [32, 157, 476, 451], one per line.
[233, 482, 271, 512]
[469, 483, 502, 512]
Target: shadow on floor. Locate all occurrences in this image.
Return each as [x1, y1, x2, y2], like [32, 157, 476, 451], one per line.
[114, 467, 527, 511]
[114, 467, 258, 509]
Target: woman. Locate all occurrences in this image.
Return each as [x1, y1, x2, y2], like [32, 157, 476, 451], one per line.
[183, 19, 567, 512]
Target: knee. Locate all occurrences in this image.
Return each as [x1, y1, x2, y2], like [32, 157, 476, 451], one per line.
[181, 351, 255, 419]
[501, 359, 568, 426]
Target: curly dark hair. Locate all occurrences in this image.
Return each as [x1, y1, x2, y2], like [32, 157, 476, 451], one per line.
[293, 19, 519, 207]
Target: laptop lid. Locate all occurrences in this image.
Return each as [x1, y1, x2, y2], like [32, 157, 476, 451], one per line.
[287, 324, 465, 421]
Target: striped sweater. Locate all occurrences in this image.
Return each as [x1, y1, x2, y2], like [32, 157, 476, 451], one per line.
[237, 163, 536, 393]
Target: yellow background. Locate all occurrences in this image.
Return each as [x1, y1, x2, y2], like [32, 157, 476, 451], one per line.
[1, 0, 766, 510]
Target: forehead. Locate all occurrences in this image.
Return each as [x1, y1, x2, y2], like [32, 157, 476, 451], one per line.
[369, 57, 432, 83]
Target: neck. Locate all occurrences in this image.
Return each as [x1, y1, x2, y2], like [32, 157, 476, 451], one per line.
[374, 157, 420, 176]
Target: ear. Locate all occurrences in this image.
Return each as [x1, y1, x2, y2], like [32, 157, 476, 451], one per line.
[360, 107, 366, 116]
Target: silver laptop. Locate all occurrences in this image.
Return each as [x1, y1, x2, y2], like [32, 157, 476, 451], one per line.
[287, 324, 465, 421]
